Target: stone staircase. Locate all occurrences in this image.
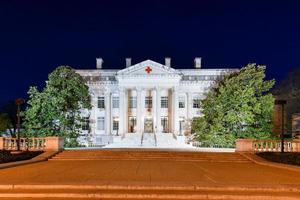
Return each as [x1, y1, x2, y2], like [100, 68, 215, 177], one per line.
[50, 149, 251, 162]
[1, 185, 300, 199]
[1, 150, 300, 199]
[104, 132, 194, 149]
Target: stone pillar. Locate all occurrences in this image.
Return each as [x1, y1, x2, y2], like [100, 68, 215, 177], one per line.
[0, 137, 5, 150]
[105, 90, 111, 135]
[235, 139, 254, 152]
[152, 88, 156, 133]
[186, 92, 192, 120]
[45, 137, 64, 151]
[118, 87, 125, 136]
[292, 139, 300, 152]
[123, 88, 128, 135]
[141, 89, 145, 133]
[136, 87, 142, 133]
[172, 87, 179, 134]
[156, 87, 161, 133]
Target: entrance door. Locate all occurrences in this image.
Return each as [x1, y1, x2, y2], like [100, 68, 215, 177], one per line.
[128, 116, 137, 133]
[161, 117, 168, 133]
[144, 118, 153, 133]
[179, 118, 185, 135]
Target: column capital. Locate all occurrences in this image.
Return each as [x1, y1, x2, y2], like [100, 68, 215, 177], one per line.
[104, 88, 111, 95]
[172, 86, 179, 93]
[155, 86, 161, 91]
[118, 87, 125, 93]
[135, 86, 143, 92]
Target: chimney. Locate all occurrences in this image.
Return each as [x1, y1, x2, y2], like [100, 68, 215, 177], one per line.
[165, 57, 171, 67]
[126, 58, 131, 68]
[194, 57, 201, 69]
[96, 58, 103, 69]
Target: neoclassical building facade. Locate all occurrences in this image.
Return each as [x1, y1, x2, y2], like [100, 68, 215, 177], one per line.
[76, 58, 237, 146]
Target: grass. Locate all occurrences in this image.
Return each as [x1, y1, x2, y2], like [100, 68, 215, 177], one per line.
[0, 150, 43, 164]
[257, 152, 300, 166]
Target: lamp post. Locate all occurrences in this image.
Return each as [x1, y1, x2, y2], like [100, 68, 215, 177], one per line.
[15, 98, 25, 151]
[275, 99, 287, 153]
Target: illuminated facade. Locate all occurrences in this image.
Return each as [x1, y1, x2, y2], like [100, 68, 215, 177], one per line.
[76, 58, 237, 146]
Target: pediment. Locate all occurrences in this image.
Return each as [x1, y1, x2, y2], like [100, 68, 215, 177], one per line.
[117, 59, 180, 76]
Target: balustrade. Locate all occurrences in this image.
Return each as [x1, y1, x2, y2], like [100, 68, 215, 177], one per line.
[0, 137, 64, 151]
[253, 140, 293, 152]
[236, 139, 299, 152]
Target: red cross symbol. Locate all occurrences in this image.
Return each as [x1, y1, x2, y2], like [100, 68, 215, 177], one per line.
[145, 66, 152, 74]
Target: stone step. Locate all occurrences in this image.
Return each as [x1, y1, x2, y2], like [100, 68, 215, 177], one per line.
[0, 187, 299, 199]
[50, 150, 250, 162]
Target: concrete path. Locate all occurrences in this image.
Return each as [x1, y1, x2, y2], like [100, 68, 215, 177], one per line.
[0, 150, 300, 199]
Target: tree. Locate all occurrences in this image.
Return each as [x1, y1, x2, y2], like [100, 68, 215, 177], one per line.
[23, 66, 92, 147]
[192, 64, 275, 147]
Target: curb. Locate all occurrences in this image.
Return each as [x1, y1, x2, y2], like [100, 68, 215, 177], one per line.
[0, 151, 59, 170]
[1, 183, 300, 192]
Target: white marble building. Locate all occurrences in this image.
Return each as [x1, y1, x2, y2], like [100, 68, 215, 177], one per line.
[76, 58, 237, 146]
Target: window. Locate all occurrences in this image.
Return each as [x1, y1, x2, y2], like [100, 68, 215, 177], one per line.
[97, 96, 105, 109]
[129, 97, 137, 108]
[193, 97, 201, 108]
[113, 118, 119, 131]
[97, 117, 105, 130]
[145, 96, 152, 108]
[161, 97, 168, 108]
[179, 96, 185, 108]
[112, 96, 119, 108]
[82, 117, 89, 131]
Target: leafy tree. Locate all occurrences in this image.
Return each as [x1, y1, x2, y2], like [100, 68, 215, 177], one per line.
[192, 64, 275, 147]
[23, 66, 91, 147]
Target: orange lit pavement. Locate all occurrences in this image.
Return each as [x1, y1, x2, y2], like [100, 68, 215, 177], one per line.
[0, 149, 300, 199]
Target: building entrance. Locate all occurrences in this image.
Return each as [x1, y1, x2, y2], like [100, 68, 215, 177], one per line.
[128, 116, 137, 133]
[144, 117, 153, 133]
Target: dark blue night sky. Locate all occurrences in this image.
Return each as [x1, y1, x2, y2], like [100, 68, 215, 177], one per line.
[0, 0, 300, 104]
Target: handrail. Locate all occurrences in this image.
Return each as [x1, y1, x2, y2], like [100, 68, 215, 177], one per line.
[153, 132, 157, 146]
[140, 132, 144, 146]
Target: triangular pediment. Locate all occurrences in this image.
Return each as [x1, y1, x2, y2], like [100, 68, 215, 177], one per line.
[117, 59, 180, 76]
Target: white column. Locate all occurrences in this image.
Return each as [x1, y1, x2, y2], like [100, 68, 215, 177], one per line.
[118, 87, 125, 136]
[136, 87, 142, 133]
[141, 89, 145, 133]
[105, 90, 111, 135]
[187, 92, 192, 120]
[152, 88, 156, 133]
[172, 87, 179, 135]
[156, 87, 161, 133]
[123, 88, 128, 135]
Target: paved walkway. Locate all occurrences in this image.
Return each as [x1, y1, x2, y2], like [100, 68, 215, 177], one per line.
[0, 151, 299, 187]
